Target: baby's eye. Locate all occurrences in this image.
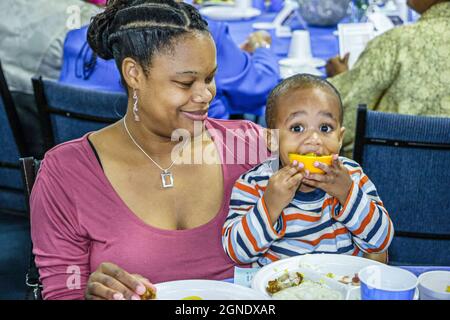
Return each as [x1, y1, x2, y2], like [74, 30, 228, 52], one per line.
[320, 124, 333, 133]
[290, 125, 304, 133]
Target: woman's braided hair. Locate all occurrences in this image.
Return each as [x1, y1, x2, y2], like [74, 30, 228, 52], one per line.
[87, 0, 209, 83]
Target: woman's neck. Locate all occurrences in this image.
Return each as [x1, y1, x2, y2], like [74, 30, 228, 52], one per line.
[122, 116, 211, 164]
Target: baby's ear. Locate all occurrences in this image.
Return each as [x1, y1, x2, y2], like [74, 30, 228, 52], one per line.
[339, 126, 346, 148]
[264, 128, 280, 153]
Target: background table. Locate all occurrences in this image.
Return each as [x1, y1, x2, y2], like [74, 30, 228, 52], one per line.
[224, 12, 340, 71]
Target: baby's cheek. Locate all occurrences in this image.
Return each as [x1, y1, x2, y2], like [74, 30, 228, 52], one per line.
[324, 135, 342, 154]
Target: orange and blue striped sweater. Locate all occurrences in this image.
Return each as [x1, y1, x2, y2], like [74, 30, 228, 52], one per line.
[222, 157, 394, 266]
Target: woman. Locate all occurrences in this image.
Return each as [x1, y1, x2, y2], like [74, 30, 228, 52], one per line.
[31, 0, 268, 300]
[326, 0, 450, 158]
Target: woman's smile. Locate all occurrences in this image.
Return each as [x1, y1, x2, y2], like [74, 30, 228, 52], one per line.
[180, 109, 209, 121]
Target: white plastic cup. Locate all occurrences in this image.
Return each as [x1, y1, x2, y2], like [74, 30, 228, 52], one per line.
[418, 271, 450, 300]
[288, 30, 313, 62]
[235, 0, 252, 10]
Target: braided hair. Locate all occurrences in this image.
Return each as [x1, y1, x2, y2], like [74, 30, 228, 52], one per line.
[87, 0, 210, 87]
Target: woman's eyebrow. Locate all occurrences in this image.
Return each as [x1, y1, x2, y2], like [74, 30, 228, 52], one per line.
[176, 66, 218, 76]
[176, 71, 198, 75]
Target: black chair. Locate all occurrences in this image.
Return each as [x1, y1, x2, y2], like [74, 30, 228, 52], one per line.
[32, 77, 127, 150]
[0, 60, 28, 216]
[0, 60, 32, 299]
[19, 157, 42, 300]
[353, 105, 450, 266]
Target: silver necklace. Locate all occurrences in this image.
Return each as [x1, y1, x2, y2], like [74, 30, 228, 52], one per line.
[123, 118, 177, 188]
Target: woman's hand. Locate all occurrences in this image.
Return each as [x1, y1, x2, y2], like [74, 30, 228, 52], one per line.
[85, 262, 156, 300]
[264, 162, 304, 224]
[326, 53, 350, 77]
[301, 154, 353, 205]
[241, 30, 272, 53]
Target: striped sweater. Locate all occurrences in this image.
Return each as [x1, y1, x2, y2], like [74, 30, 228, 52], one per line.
[222, 157, 394, 267]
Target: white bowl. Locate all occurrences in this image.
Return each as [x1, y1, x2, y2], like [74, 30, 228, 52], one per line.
[418, 271, 450, 300]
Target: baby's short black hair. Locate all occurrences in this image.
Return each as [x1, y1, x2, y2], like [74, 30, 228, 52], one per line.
[265, 74, 343, 129]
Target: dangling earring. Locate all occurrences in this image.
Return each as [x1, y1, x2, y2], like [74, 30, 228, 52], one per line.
[133, 89, 140, 122]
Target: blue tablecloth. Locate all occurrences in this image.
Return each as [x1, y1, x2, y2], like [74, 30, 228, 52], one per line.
[398, 266, 450, 277]
[226, 265, 450, 286]
[225, 12, 340, 65]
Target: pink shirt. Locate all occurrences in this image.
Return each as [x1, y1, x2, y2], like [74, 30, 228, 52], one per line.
[30, 118, 268, 300]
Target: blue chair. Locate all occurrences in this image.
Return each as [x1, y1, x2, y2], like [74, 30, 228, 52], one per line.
[0, 60, 31, 299]
[353, 105, 450, 266]
[19, 157, 42, 300]
[32, 77, 127, 149]
[0, 61, 28, 216]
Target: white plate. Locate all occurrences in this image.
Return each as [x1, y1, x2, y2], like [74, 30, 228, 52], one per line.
[155, 279, 268, 300]
[279, 57, 326, 68]
[252, 254, 381, 300]
[201, 1, 234, 7]
[251, 254, 420, 300]
[200, 6, 261, 21]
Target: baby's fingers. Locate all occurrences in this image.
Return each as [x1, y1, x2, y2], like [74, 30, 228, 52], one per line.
[286, 172, 304, 188]
[313, 161, 331, 174]
[331, 154, 341, 169]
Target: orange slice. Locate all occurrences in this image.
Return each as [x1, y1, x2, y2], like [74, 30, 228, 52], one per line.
[288, 153, 333, 174]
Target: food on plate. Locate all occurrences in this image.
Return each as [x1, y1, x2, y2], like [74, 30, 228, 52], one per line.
[301, 263, 360, 286]
[446, 285, 450, 293]
[338, 273, 361, 286]
[288, 153, 333, 174]
[266, 272, 304, 294]
[272, 280, 343, 300]
[266, 271, 342, 300]
[181, 295, 203, 300]
[140, 287, 157, 300]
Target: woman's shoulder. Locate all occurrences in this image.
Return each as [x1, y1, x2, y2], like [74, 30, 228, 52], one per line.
[206, 118, 270, 168]
[40, 134, 97, 177]
[206, 117, 266, 147]
[206, 117, 264, 133]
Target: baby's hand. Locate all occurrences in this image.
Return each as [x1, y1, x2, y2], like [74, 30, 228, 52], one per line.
[302, 154, 352, 205]
[264, 162, 304, 224]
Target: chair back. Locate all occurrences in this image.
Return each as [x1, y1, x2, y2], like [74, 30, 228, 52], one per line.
[19, 157, 42, 300]
[353, 105, 450, 266]
[32, 77, 127, 149]
[0, 60, 27, 216]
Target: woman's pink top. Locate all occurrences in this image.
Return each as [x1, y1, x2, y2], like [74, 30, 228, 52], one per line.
[30, 118, 268, 300]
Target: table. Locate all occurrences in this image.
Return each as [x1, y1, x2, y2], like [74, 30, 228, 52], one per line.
[228, 265, 450, 287]
[225, 12, 340, 68]
[213, 11, 340, 120]
[397, 265, 450, 277]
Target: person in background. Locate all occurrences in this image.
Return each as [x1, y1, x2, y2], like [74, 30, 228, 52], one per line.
[326, 0, 450, 158]
[59, 0, 279, 119]
[0, 0, 100, 158]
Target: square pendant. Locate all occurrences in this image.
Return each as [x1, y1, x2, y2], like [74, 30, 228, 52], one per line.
[161, 172, 174, 188]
